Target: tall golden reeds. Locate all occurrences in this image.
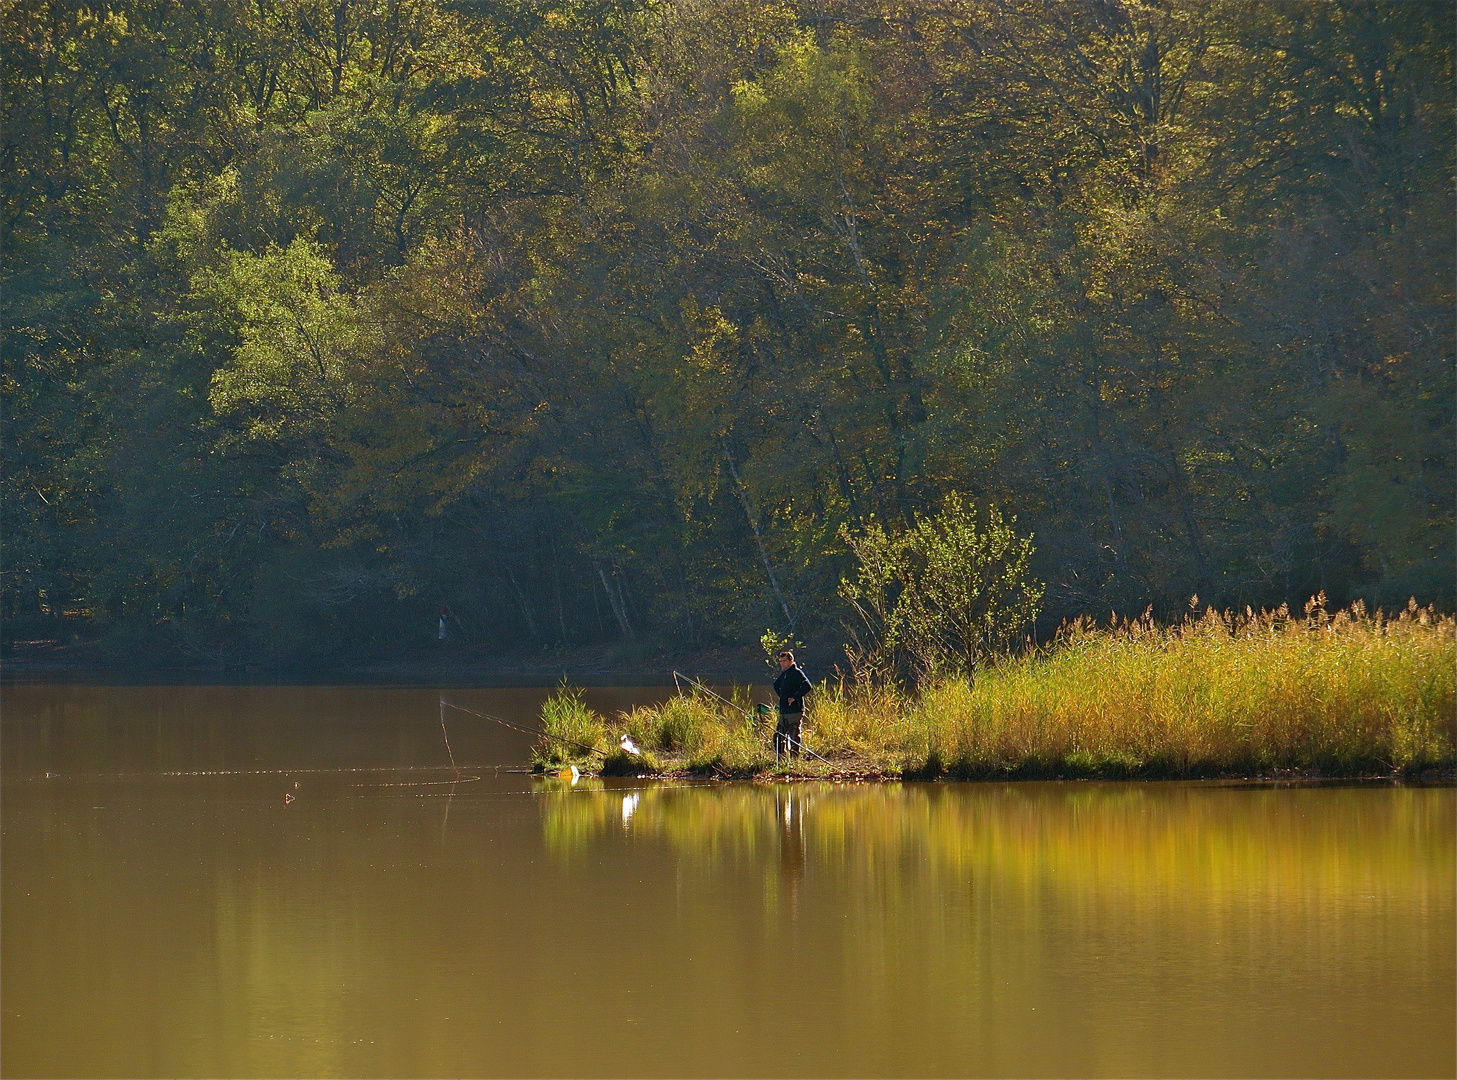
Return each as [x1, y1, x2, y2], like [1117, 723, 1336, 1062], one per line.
[891, 597, 1455, 777]
[537, 599, 1454, 779]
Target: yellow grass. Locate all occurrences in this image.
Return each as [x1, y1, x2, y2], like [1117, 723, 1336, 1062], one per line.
[536, 600, 1455, 779]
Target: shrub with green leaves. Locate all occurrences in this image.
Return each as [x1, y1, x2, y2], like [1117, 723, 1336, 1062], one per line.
[839, 494, 1043, 683]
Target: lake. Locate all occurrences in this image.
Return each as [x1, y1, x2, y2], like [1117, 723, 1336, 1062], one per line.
[2, 684, 1452, 1078]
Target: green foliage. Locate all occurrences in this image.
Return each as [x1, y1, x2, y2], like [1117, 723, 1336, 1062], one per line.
[840, 496, 1043, 682]
[198, 238, 378, 443]
[758, 627, 802, 671]
[3, 0, 1451, 663]
[614, 690, 773, 775]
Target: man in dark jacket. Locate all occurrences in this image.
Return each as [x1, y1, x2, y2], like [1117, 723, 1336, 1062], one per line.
[772, 650, 812, 758]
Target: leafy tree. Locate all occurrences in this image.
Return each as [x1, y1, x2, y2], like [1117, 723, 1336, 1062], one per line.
[840, 495, 1043, 683]
[2, 0, 1450, 664]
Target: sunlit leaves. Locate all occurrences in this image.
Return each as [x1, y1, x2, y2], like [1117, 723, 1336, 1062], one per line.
[199, 238, 378, 443]
[840, 495, 1043, 683]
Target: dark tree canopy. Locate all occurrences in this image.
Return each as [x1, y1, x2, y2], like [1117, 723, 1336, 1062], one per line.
[3, 0, 1452, 663]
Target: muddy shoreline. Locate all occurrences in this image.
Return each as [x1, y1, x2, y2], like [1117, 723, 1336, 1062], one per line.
[539, 761, 1457, 786]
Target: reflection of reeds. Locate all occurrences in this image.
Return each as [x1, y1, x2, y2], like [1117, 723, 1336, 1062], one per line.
[539, 600, 1454, 779]
[539, 781, 1454, 908]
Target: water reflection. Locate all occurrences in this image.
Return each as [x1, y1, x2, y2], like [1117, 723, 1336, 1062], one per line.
[776, 788, 805, 920]
[3, 685, 1453, 1078]
[538, 778, 1454, 914]
[529, 778, 1454, 1076]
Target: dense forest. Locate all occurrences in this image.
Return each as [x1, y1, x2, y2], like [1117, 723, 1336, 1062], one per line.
[3, 0, 1452, 665]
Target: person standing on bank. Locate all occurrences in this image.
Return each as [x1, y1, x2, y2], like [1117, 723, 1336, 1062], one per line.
[773, 650, 812, 758]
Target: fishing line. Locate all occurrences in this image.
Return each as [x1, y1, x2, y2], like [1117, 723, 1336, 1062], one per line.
[32, 765, 493, 781]
[779, 740, 837, 768]
[351, 774, 481, 788]
[439, 694, 461, 777]
[361, 696, 479, 788]
[440, 699, 608, 757]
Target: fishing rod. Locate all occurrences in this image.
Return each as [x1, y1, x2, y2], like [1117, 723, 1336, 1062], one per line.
[440, 698, 608, 757]
[673, 671, 838, 768]
[672, 670, 755, 719]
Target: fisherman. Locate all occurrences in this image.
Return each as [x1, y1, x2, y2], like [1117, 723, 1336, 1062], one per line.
[772, 650, 812, 758]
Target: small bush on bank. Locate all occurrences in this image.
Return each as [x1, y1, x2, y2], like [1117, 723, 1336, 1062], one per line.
[839, 495, 1043, 683]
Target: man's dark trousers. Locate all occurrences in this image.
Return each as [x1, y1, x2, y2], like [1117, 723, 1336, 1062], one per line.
[775, 710, 801, 757]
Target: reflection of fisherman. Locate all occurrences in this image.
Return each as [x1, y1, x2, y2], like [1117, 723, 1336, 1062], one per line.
[772, 650, 812, 757]
[777, 787, 805, 917]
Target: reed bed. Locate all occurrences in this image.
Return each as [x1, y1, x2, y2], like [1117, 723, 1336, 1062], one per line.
[533, 600, 1455, 779]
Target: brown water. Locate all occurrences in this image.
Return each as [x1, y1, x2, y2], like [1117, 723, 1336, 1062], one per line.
[2, 684, 1453, 1078]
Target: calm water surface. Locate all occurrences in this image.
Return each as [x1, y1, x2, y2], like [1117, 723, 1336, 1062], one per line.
[2, 684, 1453, 1078]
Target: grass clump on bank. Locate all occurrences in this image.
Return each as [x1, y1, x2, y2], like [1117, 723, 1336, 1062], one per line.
[531, 683, 773, 776]
[533, 599, 1454, 780]
[532, 683, 608, 769]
